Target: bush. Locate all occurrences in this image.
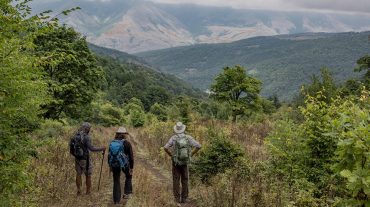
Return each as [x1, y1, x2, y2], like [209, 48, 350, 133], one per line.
[89, 101, 125, 127]
[149, 103, 168, 122]
[130, 108, 146, 128]
[193, 129, 246, 183]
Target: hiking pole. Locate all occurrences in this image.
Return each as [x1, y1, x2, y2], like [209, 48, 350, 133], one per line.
[98, 151, 104, 191]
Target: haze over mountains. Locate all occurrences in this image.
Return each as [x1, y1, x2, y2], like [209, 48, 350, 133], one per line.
[137, 32, 370, 100]
[31, 0, 370, 53]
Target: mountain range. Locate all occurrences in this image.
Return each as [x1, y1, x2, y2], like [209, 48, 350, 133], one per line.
[137, 32, 370, 100]
[31, 0, 370, 53]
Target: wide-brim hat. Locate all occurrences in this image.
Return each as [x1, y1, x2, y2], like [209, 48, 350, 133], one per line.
[116, 127, 128, 134]
[174, 122, 186, 134]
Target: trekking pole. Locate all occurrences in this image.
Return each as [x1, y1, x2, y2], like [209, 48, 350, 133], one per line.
[98, 151, 104, 191]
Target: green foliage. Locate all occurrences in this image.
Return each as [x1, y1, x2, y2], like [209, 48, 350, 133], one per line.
[172, 96, 193, 124]
[124, 98, 146, 127]
[294, 68, 338, 106]
[138, 32, 369, 100]
[34, 26, 104, 120]
[96, 55, 203, 109]
[267, 89, 370, 205]
[129, 108, 146, 128]
[198, 101, 232, 120]
[193, 130, 246, 183]
[211, 65, 261, 122]
[331, 90, 370, 205]
[0, 1, 48, 205]
[341, 55, 370, 97]
[149, 103, 168, 122]
[89, 101, 125, 127]
[142, 86, 171, 111]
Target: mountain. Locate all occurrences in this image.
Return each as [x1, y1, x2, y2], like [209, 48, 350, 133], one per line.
[30, 0, 370, 53]
[136, 32, 370, 100]
[89, 45, 204, 103]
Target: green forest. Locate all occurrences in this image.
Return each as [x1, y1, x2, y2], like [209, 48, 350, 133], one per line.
[137, 32, 370, 100]
[1, 1, 369, 207]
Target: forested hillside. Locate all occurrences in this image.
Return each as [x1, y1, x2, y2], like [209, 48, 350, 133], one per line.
[1, 1, 370, 207]
[138, 32, 370, 100]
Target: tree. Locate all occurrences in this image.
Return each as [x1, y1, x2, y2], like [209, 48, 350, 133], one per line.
[142, 86, 171, 111]
[34, 26, 104, 119]
[0, 1, 48, 205]
[294, 68, 337, 106]
[211, 65, 261, 122]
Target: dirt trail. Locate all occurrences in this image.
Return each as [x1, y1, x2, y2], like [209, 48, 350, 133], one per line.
[51, 128, 197, 207]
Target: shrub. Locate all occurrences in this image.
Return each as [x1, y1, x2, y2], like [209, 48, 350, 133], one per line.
[150, 103, 168, 122]
[130, 108, 146, 128]
[193, 129, 246, 183]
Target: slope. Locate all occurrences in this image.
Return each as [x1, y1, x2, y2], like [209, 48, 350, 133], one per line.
[90, 46, 204, 107]
[137, 31, 370, 100]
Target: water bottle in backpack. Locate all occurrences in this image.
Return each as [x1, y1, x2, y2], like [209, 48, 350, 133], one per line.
[108, 140, 129, 168]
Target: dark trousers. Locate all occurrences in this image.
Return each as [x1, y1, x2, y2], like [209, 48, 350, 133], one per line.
[172, 162, 189, 203]
[112, 167, 132, 204]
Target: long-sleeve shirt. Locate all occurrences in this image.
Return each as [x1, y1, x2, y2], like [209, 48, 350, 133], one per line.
[123, 140, 134, 169]
[81, 134, 104, 160]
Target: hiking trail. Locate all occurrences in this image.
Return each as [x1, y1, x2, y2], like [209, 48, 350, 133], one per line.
[49, 128, 197, 207]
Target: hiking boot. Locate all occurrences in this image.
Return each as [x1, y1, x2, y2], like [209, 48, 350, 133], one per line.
[122, 194, 131, 199]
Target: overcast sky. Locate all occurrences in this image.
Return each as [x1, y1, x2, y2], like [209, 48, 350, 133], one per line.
[150, 0, 370, 14]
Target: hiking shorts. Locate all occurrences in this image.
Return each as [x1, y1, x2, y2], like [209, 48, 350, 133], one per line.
[75, 159, 93, 176]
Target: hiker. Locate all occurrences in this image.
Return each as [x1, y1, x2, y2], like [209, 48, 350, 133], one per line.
[108, 127, 134, 204]
[69, 122, 106, 195]
[164, 122, 201, 205]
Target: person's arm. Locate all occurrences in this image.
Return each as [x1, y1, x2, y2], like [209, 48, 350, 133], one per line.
[85, 135, 106, 153]
[164, 147, 172, 157]
[124, 141, 134, 169]
[163, 137, 174, 157]
[187, 135, 201, 156]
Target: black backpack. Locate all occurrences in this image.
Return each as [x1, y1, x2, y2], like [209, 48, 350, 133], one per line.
[69, 132, 86, 160]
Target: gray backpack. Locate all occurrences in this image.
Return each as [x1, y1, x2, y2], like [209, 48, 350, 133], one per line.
[173, 134, 191, 166]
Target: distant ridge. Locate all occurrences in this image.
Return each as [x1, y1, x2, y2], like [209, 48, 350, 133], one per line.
[137, 31, 370, 100]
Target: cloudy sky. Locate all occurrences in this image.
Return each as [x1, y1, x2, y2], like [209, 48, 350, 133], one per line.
[150, 0, 370, 14]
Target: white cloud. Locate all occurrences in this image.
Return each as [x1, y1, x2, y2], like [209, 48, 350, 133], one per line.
[149, 0, 370, 14]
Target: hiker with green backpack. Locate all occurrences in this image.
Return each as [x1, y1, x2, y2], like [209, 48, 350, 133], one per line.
[108, 127, 134, 204]
[69, 122, 106, 195]
[164, 122, 201, 206]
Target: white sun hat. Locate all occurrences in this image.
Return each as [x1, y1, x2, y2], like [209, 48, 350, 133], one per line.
[116, 127, 128, 134]
[173, 122, 186, 134]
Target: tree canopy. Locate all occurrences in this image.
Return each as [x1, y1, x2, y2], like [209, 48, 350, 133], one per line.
[211, 65, 261, 121]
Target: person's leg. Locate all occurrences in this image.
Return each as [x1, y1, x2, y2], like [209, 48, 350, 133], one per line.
[123, 167, 133, 196]
[86, 175, 92, 195]
[112, 167, 122, 204]
[180, 165, 189, 203]
[85, 158, 93, 195]
[172, 162, 181, 203]
[75, 159, 83, 195]
[76, 174, 82, 195]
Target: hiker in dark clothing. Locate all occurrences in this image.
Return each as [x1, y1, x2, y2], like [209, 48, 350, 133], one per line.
[164, 122, 201, 206]
[109, 127, 134, 204]
[72, 122, 106, 195]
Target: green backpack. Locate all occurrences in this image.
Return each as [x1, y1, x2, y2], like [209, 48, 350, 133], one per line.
[173, 134, 191, 166]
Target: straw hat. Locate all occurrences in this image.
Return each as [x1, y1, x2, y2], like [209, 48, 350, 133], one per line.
[116, 127, 128, 134]
[173, 122, 186, 134]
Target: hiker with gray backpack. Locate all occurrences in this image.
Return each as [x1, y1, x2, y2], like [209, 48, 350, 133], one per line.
[69, 122, 106, 195]
[108, 127, 134, 204]
[164, 122, 201, 206]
